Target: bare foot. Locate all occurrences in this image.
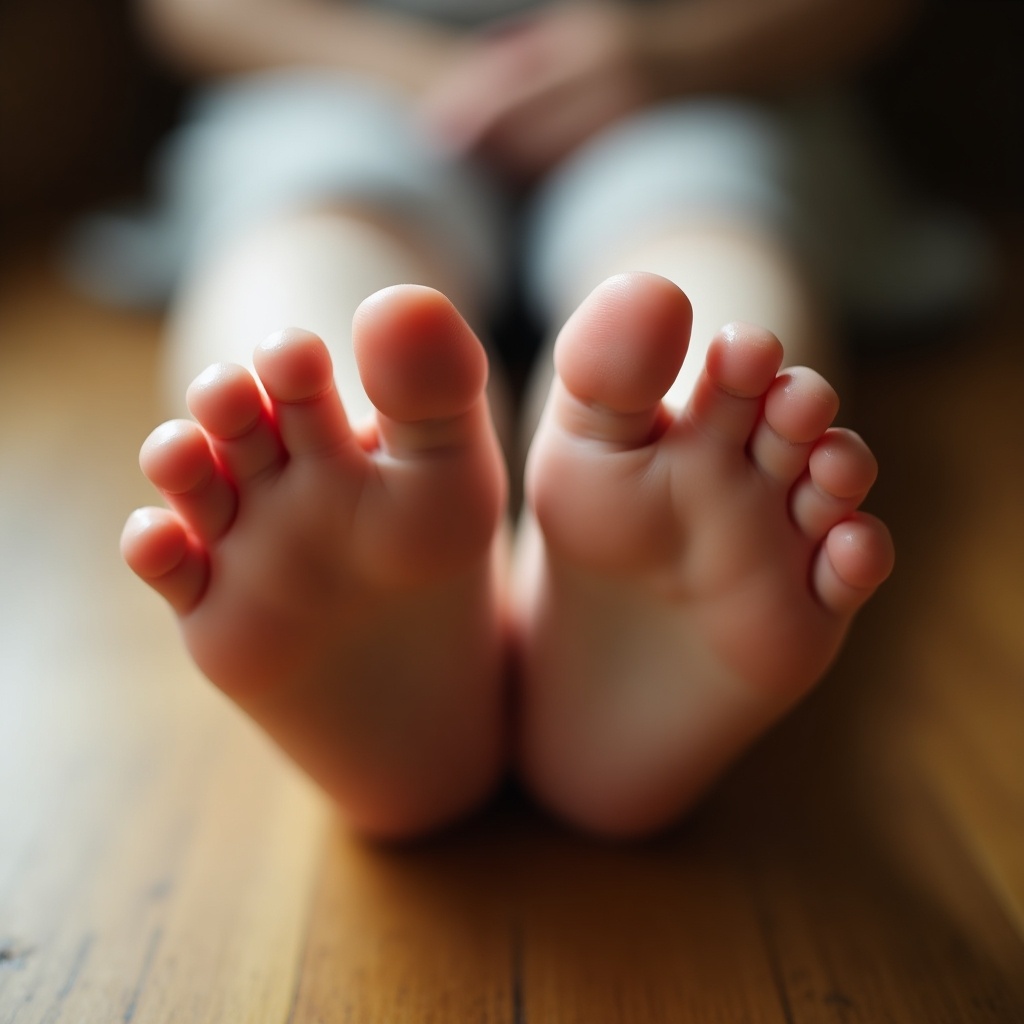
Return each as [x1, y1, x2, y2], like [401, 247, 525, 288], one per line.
[515, 272, 894, 837]
[121, 286, 509, 839]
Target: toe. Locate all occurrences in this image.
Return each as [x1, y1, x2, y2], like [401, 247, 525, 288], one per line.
[813, 512, 895, 615]
[140, 420, 237, 543]
[253, 329, 353, 459]
[524, 274, 691, 570]
[686, 322, 784, 446]
[353, 285, 490, 456]
[187, 362, 286, 484]
[749, 367, 839, 485]
[350, 285, 506, 581]
[121, 507, 209, 613]
[791, 429, 878, 541]
[550, 272, 691, 448]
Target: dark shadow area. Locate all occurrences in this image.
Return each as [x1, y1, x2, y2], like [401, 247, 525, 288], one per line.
[0, 0, 181, 247]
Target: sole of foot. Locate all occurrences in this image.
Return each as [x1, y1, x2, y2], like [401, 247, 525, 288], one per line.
[122, 285, 510, 839]
[516, 272, 894, 837]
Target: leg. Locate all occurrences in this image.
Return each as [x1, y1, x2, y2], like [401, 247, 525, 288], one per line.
[515, 272, 893, 837]
[566, 218, 834, 405]
[163, 206, 485, 424]
[519, 97, 839, 438]
[123, 210, 511, 839]
[522, 217, 832, 438]
[513, 100, 891, 835]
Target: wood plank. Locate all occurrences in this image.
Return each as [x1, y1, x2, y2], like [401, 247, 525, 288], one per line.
[515, 815, 789, 1024]
[289, 815, 517, 1022]
[0, 256, 325, 1023]
[2, 245, 1023, 1022]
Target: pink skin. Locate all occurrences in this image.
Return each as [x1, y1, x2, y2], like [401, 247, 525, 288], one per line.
[121, 286, 509, 840]
[515, 273, 894, 837]
[123, 274, 894, 839]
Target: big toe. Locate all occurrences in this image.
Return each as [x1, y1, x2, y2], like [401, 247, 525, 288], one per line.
[525, 273, 694, 570]
[550, 272, 692, 447]
[353, 285, 489, 455]
[350, 285, 506, 581]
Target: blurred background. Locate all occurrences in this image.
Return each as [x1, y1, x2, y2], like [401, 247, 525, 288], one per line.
[1, 2, 1020, 254]
[1, 5, 1022, 1021]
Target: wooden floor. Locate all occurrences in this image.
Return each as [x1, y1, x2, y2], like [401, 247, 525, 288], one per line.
[1, 238, 1022, 1023]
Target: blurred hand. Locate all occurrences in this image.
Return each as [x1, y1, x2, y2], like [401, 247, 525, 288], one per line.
[420, 2, 653, 183]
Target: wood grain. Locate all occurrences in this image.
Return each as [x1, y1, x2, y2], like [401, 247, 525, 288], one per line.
[1, 244, 1022, 1022]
